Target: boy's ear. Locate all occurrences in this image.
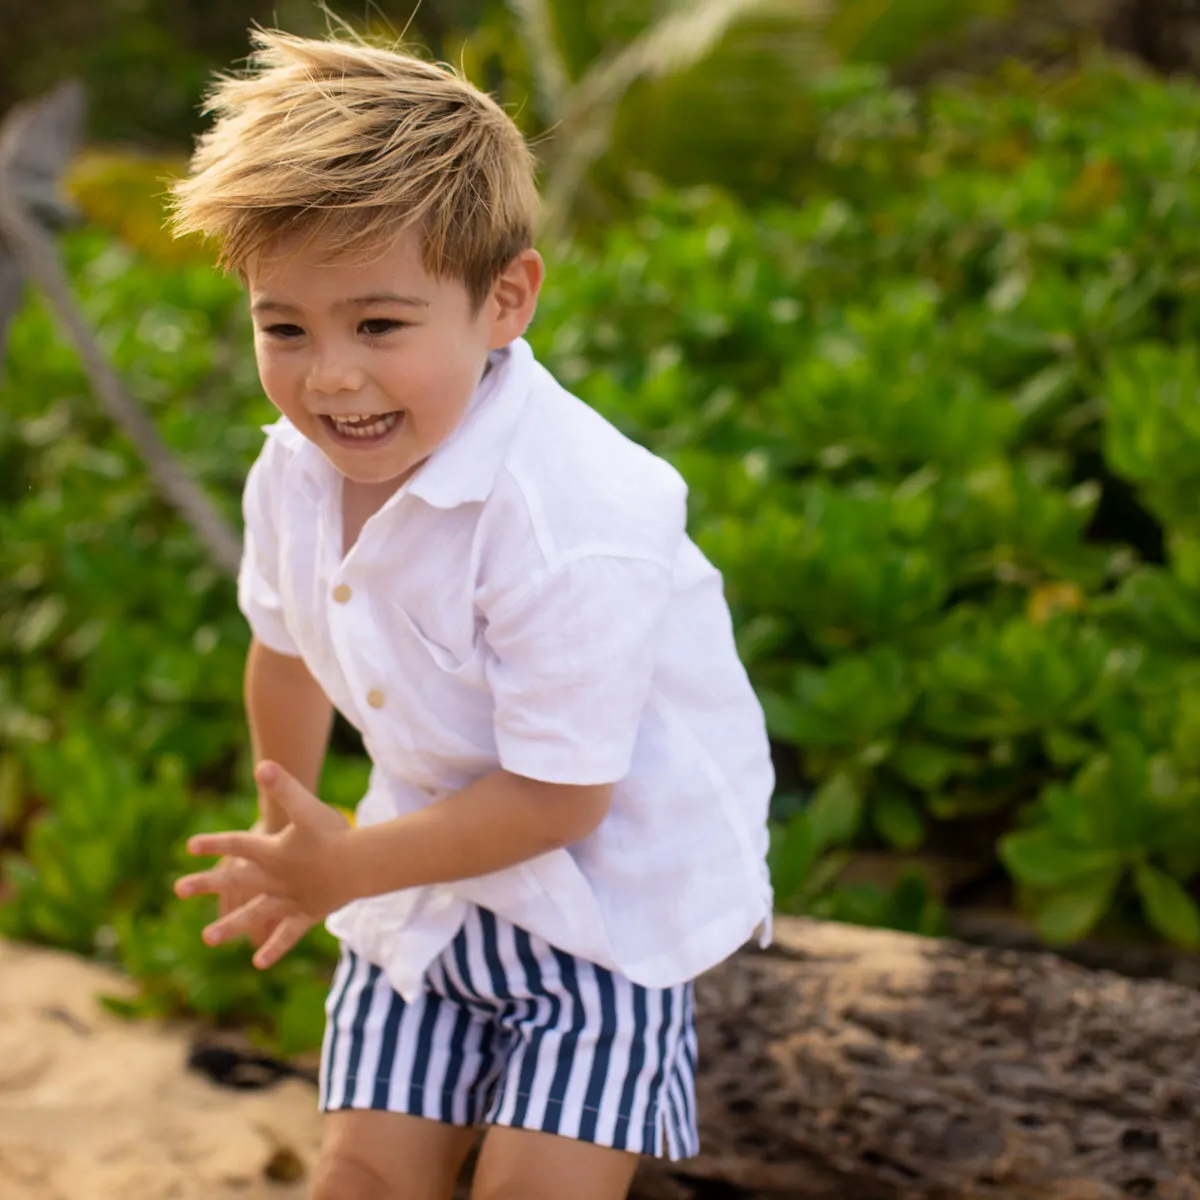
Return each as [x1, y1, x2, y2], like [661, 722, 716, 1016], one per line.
[487, 248, 544, 348]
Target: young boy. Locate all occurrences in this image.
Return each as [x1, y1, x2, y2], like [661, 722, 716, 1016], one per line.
[171, 29, 773, 1200]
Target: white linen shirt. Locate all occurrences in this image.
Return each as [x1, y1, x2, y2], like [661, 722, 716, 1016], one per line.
[238, 336, 774, 998]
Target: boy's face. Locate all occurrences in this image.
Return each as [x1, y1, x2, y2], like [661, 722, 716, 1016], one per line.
[246, 227, 541, 493]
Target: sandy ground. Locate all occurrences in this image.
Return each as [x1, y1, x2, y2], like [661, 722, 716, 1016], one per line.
[0, 939, 325, 1200]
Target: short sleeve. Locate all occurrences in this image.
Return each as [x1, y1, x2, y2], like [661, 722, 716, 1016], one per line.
[483, 555, 675, 785]
[237, 445, 301, 657]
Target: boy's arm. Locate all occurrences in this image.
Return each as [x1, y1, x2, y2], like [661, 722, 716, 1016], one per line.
[178, 763, 612, 944]
[343, 768, 611, 897]
[245, 637, 334, 832]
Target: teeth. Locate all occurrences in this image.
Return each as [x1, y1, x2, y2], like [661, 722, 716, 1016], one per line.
[330, 412, 400, 440]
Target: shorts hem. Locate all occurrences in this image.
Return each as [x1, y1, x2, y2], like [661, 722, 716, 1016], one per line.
[469, 1111, 699, 1161]
[319, 1077, 489, 1126]
[319, 1086, 699, 1161]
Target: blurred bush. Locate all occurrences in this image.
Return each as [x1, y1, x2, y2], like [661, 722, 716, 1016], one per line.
[0, 0, 497, 145]
[533, 55, 1200, 948]
[0, 1, 1082, 216]
[0, 0, 277, 144]
[4, 55, 1200, 1048]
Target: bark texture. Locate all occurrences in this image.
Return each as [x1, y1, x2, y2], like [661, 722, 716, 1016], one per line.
[633, 917, 1200, 1200]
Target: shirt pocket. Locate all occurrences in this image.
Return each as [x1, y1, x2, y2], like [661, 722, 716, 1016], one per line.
[381, 600, 496, 777]
[388, 600, 488, 686]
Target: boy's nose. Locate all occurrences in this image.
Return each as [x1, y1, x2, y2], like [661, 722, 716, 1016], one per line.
[307, 360, 366, 395]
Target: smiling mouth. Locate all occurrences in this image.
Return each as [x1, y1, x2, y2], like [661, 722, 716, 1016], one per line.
[321, 411, 403, 442]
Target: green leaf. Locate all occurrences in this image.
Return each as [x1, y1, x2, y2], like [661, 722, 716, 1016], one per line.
[804, 848, 851, 902]
[999, 828, 1120, 888]
[890, 740, 962, 790]
[807, 772, 863, 852]
[1011, 359, 1078, 423]
[14, 596, 68, 653]
[756, 689, 806, 742]
[872, 788, 925, 851]
[1043, 728, 1094, 768]
[885, 870, 943, 936]
[1040, 783, 1092, 844]
[1135, 863, 1200, 949]
[822, 881, 887, 927]
[1034, 867, 1121, 944]
[769, 812, 816, 906]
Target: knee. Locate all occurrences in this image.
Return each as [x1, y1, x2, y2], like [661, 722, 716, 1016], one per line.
[310, 1151, 394, 1200]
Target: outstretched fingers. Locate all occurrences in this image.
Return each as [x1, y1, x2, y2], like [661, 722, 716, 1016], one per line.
[200, 893, 287, 947]
[252, 912, 315, 969]
[175, 858, 276, 904]
[187, 830, 274, 862]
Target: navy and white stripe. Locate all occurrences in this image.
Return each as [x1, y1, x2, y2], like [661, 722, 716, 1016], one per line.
[320, 905, 699, 1159]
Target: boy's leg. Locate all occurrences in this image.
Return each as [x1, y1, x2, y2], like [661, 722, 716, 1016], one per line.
[470, 1126, 639, 1200]
[316, 941, 505, 1199]
[312, 1109, 478, 1200]
[473, 913, 699, 1198]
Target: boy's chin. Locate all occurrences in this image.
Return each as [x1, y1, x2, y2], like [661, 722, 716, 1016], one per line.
[332, 452, 425, 492]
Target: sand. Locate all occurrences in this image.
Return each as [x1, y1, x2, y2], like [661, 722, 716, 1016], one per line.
[0, 939, 324, 1200]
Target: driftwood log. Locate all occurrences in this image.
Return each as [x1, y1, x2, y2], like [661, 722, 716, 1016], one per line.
[630, 916, 1200, 1200]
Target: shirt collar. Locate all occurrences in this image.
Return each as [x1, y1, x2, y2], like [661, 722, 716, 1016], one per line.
[260, 336, 534, 510]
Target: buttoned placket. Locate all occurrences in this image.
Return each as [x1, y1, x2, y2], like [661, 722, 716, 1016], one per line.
[322, 487, 401, 735]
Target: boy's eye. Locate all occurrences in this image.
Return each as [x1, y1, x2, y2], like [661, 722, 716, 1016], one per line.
[262, 323, 305, 339]
[359, 318, 405, 336]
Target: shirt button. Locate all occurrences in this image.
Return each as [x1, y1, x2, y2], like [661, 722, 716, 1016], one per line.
[366, 689, 385, 709]
[332, 584, 352, 603]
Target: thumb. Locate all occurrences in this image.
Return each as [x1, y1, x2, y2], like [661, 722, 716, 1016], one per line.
[255, 760, 320, 825]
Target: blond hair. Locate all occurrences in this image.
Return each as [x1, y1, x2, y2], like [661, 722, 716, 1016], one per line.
[169, 29, 539, 306]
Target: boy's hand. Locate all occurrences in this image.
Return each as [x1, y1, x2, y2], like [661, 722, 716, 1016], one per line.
[175, 761, 355, 967]
[210, 894, 319, 969]
[214, 818, 273, 943]
[216, 852, 271, 940]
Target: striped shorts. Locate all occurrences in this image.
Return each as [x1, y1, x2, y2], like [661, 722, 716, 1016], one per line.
[319, 905, 700, 1159]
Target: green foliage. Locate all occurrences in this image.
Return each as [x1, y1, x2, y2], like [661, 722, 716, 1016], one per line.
[5, 55, 1200, 1047]
[0, 0, 499, 146]
[0, 726, 194, 952]
[529, 55, 1200, 942]
[1, 235, 259, 776]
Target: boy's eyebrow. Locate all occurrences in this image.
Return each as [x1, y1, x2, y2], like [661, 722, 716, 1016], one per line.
[250, 293, 431, 314]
